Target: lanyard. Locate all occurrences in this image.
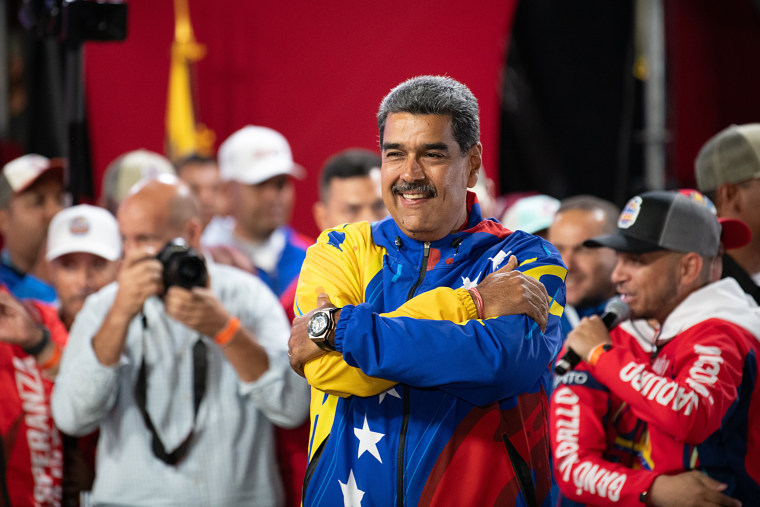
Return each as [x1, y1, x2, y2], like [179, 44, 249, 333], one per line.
[133, 316, 208, 466]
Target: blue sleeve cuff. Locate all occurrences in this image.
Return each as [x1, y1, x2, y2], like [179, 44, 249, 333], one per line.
[333, 304, 356, 353]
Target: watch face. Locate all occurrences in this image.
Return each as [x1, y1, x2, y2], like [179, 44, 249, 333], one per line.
[308, 312, 329, 337]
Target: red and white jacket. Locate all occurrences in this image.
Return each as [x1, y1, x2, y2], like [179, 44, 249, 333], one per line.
[550, 278, 760, 506]
[0, 297, 68, 507]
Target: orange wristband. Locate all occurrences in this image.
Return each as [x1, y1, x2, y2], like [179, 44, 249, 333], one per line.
[214, 317, 241, 347]
[39, 342, 62, 370]
[587, 343, 610, 367]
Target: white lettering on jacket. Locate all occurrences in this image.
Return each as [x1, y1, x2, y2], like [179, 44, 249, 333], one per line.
[618, 344, 723, 416]
[553, 387, 626, 502]
[13, 356, 63, 506]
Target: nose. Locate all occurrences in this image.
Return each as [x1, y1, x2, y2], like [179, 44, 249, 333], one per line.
[400, 156, 425, 182]
[561, 249, 575, 271]
[610, 259, 625, 284]
[45, 195, 64, 221]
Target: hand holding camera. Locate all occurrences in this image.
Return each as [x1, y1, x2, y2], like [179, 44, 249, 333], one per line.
[157, 240, 229, 337]
[113, 238, 211, 323]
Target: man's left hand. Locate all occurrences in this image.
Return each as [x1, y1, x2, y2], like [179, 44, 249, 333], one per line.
[165, 286, 230, 337]
[289, 293, 338, 377]
[564, 315, 611, 363]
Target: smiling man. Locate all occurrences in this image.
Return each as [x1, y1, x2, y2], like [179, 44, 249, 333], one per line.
[288, 76, 567, 506]
[550, 190, 760, 506]
[547, 195, 619, 337]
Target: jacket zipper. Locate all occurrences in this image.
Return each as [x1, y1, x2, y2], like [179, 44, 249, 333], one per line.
[302, 436, 329, 505]
[397, 241, 430, 507]
[406, 242, 430, 301]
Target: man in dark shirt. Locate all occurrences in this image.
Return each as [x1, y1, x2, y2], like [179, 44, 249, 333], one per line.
[695, 123, 760, 303]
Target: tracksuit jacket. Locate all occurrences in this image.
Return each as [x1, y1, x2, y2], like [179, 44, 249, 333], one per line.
[295, 194, 567, 506]
[0, 294, 68, 506]
[550, 278, 760, 505]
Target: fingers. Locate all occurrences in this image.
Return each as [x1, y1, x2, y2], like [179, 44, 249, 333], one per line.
[123, 244, 159, 268]
[316, 292, 333, 308]
[493, 255, 519, 274]
[166, 286, 228, 336]
[288, 310, 327, 376]
[701, 491, 741, 507]
[696, 473, 729, 491]
[518, 274, 550, 332]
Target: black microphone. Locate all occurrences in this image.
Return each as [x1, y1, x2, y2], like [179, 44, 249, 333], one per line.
[554, 297, 630, 375]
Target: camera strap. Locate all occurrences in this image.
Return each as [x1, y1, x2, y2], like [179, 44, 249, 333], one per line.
[134, 320, 208, 466]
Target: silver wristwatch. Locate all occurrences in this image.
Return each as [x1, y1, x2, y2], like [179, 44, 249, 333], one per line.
[307, 307, 340, 351]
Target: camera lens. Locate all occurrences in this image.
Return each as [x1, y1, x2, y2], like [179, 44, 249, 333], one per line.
[178, 259, 203, 284]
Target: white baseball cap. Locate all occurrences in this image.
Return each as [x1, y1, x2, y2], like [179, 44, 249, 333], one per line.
[46, 204, 122, 262]
[218, 125, 305, 185]
[501, 194, 560, 234]
[0, 154, 65, 207]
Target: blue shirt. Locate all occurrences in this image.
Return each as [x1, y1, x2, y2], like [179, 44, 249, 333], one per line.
[0, 249, 57, 303]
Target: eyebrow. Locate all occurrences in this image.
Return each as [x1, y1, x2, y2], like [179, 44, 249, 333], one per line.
[381, 142, 450, 152]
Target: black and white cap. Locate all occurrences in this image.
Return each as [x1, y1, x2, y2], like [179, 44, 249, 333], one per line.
[583, 190, 750, 256]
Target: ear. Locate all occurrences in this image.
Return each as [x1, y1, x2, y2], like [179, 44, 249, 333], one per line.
[715, 183, 740, 216]
[0, 208, 8, 235]
[313, 201, 328, 232]
[679, 252, 704, 287]
[466, 142, 483, 188]
[185, 217, 204, 250]
[217, 181, 232, 216]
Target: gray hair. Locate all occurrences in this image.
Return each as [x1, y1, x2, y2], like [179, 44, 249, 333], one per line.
[377, 76, 480, 155]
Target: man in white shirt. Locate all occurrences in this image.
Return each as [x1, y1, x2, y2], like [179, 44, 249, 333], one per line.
[52, 176, 309, 506]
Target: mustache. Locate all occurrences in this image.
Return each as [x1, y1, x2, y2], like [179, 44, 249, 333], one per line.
[391, 182, 438, 198]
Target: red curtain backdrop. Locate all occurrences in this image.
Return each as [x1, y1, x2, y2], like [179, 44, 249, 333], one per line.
[667, 0, 760, 188]
[85, 1, 517, 239]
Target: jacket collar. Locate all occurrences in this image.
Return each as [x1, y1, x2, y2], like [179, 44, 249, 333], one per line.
[371, 191, 489, 261]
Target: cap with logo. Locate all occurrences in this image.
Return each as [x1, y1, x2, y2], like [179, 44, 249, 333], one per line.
[0, 154, 65, 208]
[583, 190, 750, 256]
[101, 150, 176, 211]
[500, 194, 560, 234]
[46, 204, 122, 262]
[695, 123, 760, 192]
[218, 125, 305, 185]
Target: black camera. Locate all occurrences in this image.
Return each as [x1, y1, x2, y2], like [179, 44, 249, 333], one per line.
[156, 239, 208, 291]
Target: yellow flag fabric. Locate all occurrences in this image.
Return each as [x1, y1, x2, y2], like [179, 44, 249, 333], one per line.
[165, 0, 214, 161]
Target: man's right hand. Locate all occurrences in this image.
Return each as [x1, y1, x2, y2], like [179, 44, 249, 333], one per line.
[112, 246, 164, 321]
[648, 471, 741, 506]
[475, 255, 551, 332]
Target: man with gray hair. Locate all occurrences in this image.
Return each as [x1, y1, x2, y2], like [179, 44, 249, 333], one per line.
[695, 123, 760, 304]
[288, 75, 566, 506]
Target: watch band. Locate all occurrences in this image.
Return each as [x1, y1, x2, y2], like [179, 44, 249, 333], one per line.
[22, 326, 50, 356]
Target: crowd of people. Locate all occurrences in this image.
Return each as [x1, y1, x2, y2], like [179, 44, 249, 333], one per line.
[0, 75, 758, 506]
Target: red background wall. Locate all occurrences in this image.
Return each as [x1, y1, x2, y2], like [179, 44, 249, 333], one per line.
[85, 1, 517, 239]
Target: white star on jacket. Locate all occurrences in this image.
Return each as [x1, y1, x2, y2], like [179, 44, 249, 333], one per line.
[354, 415, 385, 463]
[488, 249, 511, 270]
[460, 275, 480, 289]
[378, 387, 401, 404]
[339, 470, 365, 507]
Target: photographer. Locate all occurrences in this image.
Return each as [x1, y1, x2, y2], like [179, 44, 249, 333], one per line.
[51, 176, 309, 506]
